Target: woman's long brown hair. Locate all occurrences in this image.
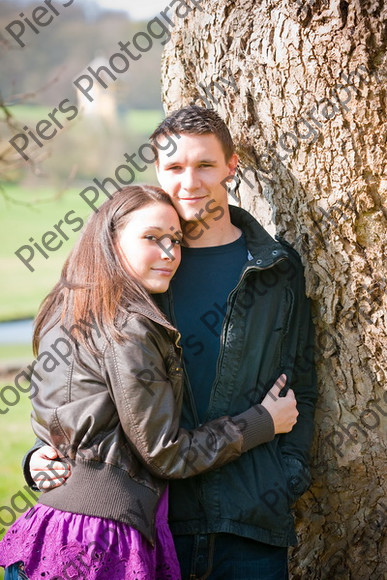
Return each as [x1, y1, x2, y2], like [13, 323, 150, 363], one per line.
[32, 185, 177, 355]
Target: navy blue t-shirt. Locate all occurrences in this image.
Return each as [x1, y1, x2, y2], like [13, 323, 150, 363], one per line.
[171, 235, 247, 422]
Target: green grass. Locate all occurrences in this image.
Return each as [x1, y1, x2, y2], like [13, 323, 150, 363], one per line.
[0, 384, 36, 579]
[5, 104, 48, 124]
[0, 105, 163, 322]
[0, 183, 92, 320]
[0, 383, 37, 538]
[7, 105, 163, 136]
[126, 109, 163, 134]
[0, 386, 35, 501]
[0, 344, 32, 362]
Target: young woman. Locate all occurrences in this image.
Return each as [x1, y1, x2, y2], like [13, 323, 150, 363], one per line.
[0, 185, 290, 579]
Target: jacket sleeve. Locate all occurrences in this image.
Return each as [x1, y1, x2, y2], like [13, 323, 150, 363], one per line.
[278, 250, 318, 499]
[103, 316, 275, 479]
[22, 437, 45, 490]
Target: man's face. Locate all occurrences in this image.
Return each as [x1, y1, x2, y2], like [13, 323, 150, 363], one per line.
[155, 133, 238, 224]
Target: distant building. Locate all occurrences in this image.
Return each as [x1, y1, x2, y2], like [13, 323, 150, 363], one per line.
[75, 55, 118, 124]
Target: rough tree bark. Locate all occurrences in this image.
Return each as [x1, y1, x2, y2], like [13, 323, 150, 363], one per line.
[161, 1, 386, 578]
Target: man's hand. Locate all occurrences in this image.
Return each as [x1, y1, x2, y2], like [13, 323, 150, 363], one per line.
[30, 445, 71, 490]
[261, 374, 299, 434]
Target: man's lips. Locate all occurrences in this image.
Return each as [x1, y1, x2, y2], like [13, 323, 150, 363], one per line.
[178, 195, 206, 202]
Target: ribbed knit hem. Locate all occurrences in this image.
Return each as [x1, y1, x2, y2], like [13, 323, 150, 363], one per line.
[233, 405, 275, 451]
[37, 460, 164, 544]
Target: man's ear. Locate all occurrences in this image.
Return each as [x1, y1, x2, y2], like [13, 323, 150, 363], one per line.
[227, 153, 238, 176]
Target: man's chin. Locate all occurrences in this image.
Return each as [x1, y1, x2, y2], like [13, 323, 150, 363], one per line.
[174, 202, 207, 223]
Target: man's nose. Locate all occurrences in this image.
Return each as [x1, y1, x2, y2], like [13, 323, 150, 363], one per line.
[181, 168, 199, 190]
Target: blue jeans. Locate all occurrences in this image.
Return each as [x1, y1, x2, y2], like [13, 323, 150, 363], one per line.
[4, 563, 29, 580]
[174, 533, 288, 580]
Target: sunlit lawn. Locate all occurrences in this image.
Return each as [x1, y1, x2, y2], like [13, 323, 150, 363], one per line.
[0, 106, 163, 322]
[0, 344, 32, 362]
[10, 105, 162, 139]
[0, 382, 36, 580]
[0, 384, 35, 505]
[0, 184, 91, 320]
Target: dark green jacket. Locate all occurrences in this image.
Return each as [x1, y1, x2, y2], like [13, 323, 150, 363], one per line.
[155, 205, 317, 547]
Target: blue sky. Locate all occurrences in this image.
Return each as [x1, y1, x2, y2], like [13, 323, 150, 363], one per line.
[11, 0, 169, 22]
[93, 0, 168, 21]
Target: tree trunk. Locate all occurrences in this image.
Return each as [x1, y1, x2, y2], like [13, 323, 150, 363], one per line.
[161, 1, 387, 578]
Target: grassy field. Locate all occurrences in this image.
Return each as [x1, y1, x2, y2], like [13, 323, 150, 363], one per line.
[0, 385, 35, 510]
[1, 106, 163, 322]
[11, 105, 163, 136]
[0, 384, 36, 578]
[0, 344, 32, 362]
[0, 184, 91, 320]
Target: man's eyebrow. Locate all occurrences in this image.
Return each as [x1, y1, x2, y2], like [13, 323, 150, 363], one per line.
[162, 158, 218, 166]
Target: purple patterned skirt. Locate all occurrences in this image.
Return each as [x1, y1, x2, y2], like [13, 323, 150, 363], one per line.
[0, 488, 181, 579]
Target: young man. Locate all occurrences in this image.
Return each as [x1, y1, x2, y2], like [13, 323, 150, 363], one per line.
[24, 106, 317, 579]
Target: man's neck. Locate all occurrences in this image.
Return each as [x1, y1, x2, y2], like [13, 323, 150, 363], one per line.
[182, 214, 242, 248]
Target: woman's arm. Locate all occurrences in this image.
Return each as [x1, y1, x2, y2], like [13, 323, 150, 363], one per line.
[24, 316, 297, 488]
[103, 316, 293, 479]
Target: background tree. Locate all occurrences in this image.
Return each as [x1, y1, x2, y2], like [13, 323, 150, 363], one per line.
[161, 1, 386, 578]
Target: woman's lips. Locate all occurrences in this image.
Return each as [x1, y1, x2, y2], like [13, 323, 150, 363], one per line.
[151, 268, 174, 276]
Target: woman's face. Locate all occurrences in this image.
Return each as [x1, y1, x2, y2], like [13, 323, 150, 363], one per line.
[117, 202, 182, 293]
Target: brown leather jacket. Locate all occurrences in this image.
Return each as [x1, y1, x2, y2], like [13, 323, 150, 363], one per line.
[30, 304, 274, 543]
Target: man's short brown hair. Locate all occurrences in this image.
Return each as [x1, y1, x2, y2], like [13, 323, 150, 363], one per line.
[150, 105, 235, 161]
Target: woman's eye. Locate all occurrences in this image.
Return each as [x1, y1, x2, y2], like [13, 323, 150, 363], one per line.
[144, 235, 181, 245]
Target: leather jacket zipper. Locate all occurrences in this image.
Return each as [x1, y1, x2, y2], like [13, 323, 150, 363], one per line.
[204, 256, 287, 422]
